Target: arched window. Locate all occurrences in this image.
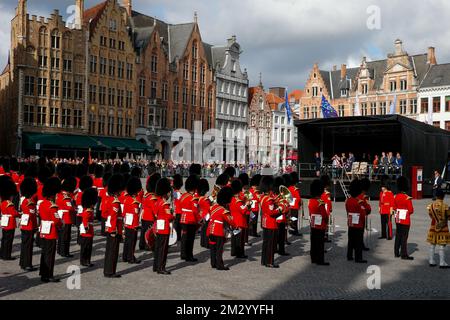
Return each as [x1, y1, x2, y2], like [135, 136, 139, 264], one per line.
[51, 30, 60, 49]
[63, 32, 72, 50]
[192, 40, 198, 59]
[39, 27, 48, 47]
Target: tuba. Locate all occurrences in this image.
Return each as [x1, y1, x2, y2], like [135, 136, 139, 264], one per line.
[279, 186, 294, 207]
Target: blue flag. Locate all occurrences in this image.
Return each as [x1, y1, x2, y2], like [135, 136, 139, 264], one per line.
[285, 90, 292, 124]
[321, 95, 338, 118]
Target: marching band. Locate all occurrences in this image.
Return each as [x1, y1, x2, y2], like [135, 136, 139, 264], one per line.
[0, 159, 448, 284]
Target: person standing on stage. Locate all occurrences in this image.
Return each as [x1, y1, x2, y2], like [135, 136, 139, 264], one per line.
[259, 175, 282, 268]
[19, 177, 38, 271]
[394, 176, 414, 260]
[56, 176, 77, 258]
[198, 179, 211, 249]
[288, 172, 302, 237]
[39, 177, 63, 282]
[103, 174, 124, 278]
[230, 179, 249, 259]
[180, 175, 201, 262]
[153, 178, 174, 275]
[172, 174, 184, 242]
[0, 178, 20, 261]
[79, 188, 98, 267]
[346, 179, 367, 264]
[207, 187, 236, 271]
[309, 179, 329, 266]
[122, 177, 143, 264]
[358, 178, 372, 251]
[427, 190, 450, 269]
[248, 174, 262, 238]
[139, 174, 159, 251]
[320, 175, 333, 243]
[379, 181, 395, 240]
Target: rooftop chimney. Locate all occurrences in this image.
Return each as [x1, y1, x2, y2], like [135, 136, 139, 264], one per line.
[75, 0, 84, 29]
[341, 64, 347, 79]
[332, 65, 337, 71]
[122, 0, 132, 17]
[428, 47, 437, 65]
[394, 39, 404, 56]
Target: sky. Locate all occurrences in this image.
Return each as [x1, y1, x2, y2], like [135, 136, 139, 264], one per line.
[1, 0, 450, 90]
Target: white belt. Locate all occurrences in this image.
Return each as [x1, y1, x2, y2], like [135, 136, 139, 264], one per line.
[182, 209, 193, 212]
[213, 220, 223, 224]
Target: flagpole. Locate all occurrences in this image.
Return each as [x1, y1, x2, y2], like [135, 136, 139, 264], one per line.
[283, 87, 288, 171]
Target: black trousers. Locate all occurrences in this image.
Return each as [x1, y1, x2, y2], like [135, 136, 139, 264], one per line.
[139, 220, 153, 250]
[290, 209, 299, 233]
[100, 218, 107, 236]
[123, 228, 138, 262]
[209, 235, 225, 269]
[249, 211, 259, 236]
[174, 215, 182, 242]
[277, 223, 286, 254]
[153, 234, 169, 272]
[244, 216, 250, 244]
[310, 228, 325, 264]
[261, 228, 276, 266]
[39, 238, 57, 280]
[57, 224, 72, 256]
[180, 224, 197, 260]
[20, 230, 35, 268]
[231, 229, 245, 257]
[395, 224, 410, 257]
[0, 229, 15, 260]
[347, 227, 364, 261]
[104, 234, 121, 276]
[80, 237, 93, 266]
[76, 216, 82, 245]
[200, 222, 209, 248]
[380, 215, 389, 239]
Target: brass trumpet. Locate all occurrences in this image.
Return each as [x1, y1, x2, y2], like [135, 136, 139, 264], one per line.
[279, 185, 294, 205]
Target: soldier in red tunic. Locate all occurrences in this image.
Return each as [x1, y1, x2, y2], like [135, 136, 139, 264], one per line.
[180, 175, 201, 262]
[104, 174, 124, 278]
[288, 172, 302, 237]
[346, 179, 367, 263]
[153, 178, 174, 275]
[358, 178, 372, 251]
[76, 175, 94, 245]
[56, 176, 77, 258]
[207, 187, 236, 270]
[309, 179, 329, 266]
[197, 179, 211, 249]
[0, 177, 20, 261]
[274, 176, 290, 256]
[122, 177, 143, 264]
[39, 177, 63, 282]
[139, 173, 160, 251]
[379, 180, 395, 240]
[320, 175, 332, 243]
[230, 179, 249, 259]
[99, 172, 111, 236]
[172, 174, 184, 242]
[248, 174, 262, 238]
[79, 188, 98, 267]
[19, 177, 38, 271]
[394, 177, 414, 260]
[93, 164, 104, 222]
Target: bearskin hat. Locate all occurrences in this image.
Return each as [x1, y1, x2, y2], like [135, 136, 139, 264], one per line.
[215, 173, 230, 187]
[37, 166, 52, 184]
[360, 178, 371, 193]
[42, 177, 62, 199]
[108, 174, 124, 195]
[397, 176, 409, 193]
[146, 173, 161, 194]
[282, 174, 293, 187]
[79, 175, 94, 192]
[172, 174, 183, 190]
[156, 178, 172, 197]
[0, 178, 18, 200]
[95, 164, 104, 179]
[259, 176, 274, 194]
[102, 172, 112, 188]
[130, 166, 142, 178]
[82, 187, 99, 209]
[61, 176, 77, 194]
[250, 174, 262, 188]
[20, 177, 38, 199]
[349, 179, 362, 198]
[197, 179, 210, 197]
[320, 175, 331, 189]
[126, 176, 142, 196]
[224, 166, 236, 179]
[289, 172, 299, 185]
[189, 163, 202, 176]
[185, 175, 200, 193]
[310, 179, 324, 198]
[231, 179, 243, 195]
[238, 173, 250, 188]
[217, 186, 234, 207]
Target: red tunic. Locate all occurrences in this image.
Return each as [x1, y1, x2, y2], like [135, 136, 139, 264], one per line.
[249, 186, 260, 213]
[39, 200, 62, 240]
[260, 194, 280, 230]
[106, 197, 124, 235]
[230, 196, 248, 228]
[308, 198, 328, 230]
[56, 191, 75, 225]
[394, 193, 414, 226]
[20, 198, 38, 231]
[153, 197, 174, 235]
[80, 209, 95, 238]
[1, 201, 20, 230]
[141, 192, 157, 222]
[93, 177, 103, 189]
[379, 191, 395, 215]
[207, 204, 236, 237]
[345, 197, 366, 229]
[357, 194, 372, 216]
[198, 196, 212, 220]
[173, 190, 182, 215]
[321, 191, 333, 215]
[289, 186, 302, 210]
[180, 193, 200, 225]
[122, 195, 141, 230]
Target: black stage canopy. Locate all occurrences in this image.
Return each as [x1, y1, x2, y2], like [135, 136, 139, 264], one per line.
[294, 115, 450, 182]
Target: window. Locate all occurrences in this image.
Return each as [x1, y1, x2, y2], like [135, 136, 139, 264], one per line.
[89, 113, 96, 133]
[173, 111, 179, 128]
[108, 88, 116, 106]
[39, 27, 48, 47]
[148, 107, 155, 127]
[433, 97, 441, 113]
[24, 76, 35, 96]
[311, 106, 318, 119]
[117, 117, 123, 136]
[62, 108, 71, 128]
[182, 86, 188, 105]
[446, 121, 450, 131]
[51, 30, 60, 49]
[191, 114, 195, 130]
[100, 57, 107, 75]
[125, 118, 132, 136]
[151, 81, 157, 99]
[62, 81, 72, 99]
[162, 83, 168, 101]
[312, 87, 318, 97]
[89, 84, 97, 103]
[341, 89, 348, 97]
[118, 41, 125, 51]
[126, 91, 132, 108]
[182, 112, 187, 129]
[281, 128, 285, 143]
[39, 51, 48, 68]
[90, 56, 97, 73]
[63, 59, 72, 72]
[139, 79, 146, 97]
[231, 60, 237, 73]
[303, 106, 310, 119]
[99, 86, 106, 105]
[421, 98, 429, 114]
[109, 38, 116, 49]
[400, 79, 407, 91]
[410, 99, 417, 114]
[161, 109, 167, 128]
[370, 102, 377, 115]
[100, 36, 107, 47]
[50, 107, 59, 127]
[126, 63, 133, 80]
[390, 80, 397, 92]
[138, 106, 145, 126]
[24, 105, 34, 125]
[400, 100, 407, 114]
[361, 84, 368, 95]
[38, 78, 47, 97]
[74, 82, 83, 101]
[361, 103, 368, 116]
[109, 19, 117, 31]
[200, 64, 206, 84]
[109, 59, 116, 77]
[50, 79, 59, 98]
[98, 115, 105, 135]
[37, 106, 46, 126]
[192, 62, 197, 82]
[73, 109, 82, 128]
[199, 88, 205, 107]
[118, 61, 124, 78]
[183, 62, 189, 80]
[174, 84, 179, 103]
[191, 88, 197, 106]
[433, 121, 441, 128]
[192, 41, 198, 59]
[151, 55, 157, 73]
[51, 57, 60, 70]
[380, 102, 387, 115]
[338, 105, 345, 117]
[208, 91, 212, 109]
[108, 116, 115, 135]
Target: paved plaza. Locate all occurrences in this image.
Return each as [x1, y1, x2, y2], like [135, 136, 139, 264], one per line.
[0, 199, 448, 300]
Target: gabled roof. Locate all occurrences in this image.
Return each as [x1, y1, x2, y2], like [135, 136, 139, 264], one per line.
[267, 92, 284, 111]
[168, 23, 195, 62]
[202, 42, 213, 67]
[289, 89, 304, 101]
[211, 46, 227, 69]
[420, 63, 450, 88]
[84, 1, 108, 36]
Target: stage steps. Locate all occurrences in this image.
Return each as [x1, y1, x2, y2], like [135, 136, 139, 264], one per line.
[338, 179, 351, 199]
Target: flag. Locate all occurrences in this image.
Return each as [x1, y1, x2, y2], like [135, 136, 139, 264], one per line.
[88, 148, 92, 165]
[320, 95, 338, 118]
[354, 93, 361, 116]
[389, 95, 397, 115]
[285, 90, 292, 124]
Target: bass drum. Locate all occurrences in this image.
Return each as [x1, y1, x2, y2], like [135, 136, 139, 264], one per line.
[145, 228, 156, 251]
[168, 228, 178, 246]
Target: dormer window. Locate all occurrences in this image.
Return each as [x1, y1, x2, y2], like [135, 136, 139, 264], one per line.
[312, 87, 318, 97]
[341, 89, 348, 97]
[109, 19, 117, 31]
[400, 79, 407, 91]
[390, 80, 397, 92]
[361, 84, 368, 95]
